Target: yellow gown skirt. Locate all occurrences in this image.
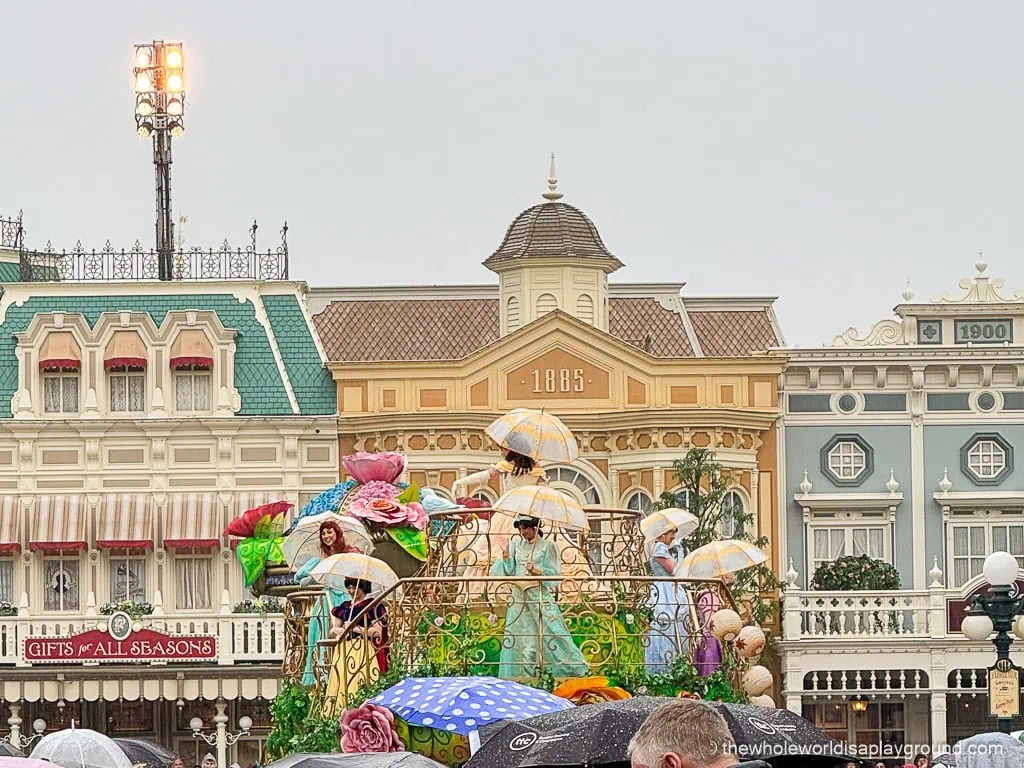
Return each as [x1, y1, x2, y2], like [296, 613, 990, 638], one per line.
[322, 635, 382, 715]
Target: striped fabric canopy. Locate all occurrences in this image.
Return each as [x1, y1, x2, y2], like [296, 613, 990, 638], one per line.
[29, 495, 88, 553]
[96, 494, 154, 549]
[0, 496, 19, 553]
[164, 493, 221, 549]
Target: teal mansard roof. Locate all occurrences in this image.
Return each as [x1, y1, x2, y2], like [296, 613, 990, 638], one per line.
[0, 282, 336, 418]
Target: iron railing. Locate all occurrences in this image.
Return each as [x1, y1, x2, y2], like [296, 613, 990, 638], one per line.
[0, 211, 24, 250]
[15, 221, 289, 282]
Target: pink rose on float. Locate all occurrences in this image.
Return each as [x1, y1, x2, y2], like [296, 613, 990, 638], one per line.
[404, 502, 428, 531]
[350, 498, 409, 528]
[342, 452, 406, 485]
[340, 702, 404, 753]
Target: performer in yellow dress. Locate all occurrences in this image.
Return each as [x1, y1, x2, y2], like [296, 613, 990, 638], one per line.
[323, 578, 387, 713]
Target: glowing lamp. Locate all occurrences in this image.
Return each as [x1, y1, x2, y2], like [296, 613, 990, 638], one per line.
[134, 73, 153, 93]
[136, 98, 154, 116]
[167, 98, 184, 116]
[962, 613, 994, 641]
[238, 716, 252, 732]
[165, 48, 183, 68]
[135, 47, 152, 67]
[850, 696, 868, 714]
[166, 73, 184, 92]
[984, 551, 1019, 587]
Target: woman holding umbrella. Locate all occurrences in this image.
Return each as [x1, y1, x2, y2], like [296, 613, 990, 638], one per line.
[491, 514, 588, 679]
[292, 518, 368, 685]
[641, 508, 697, 673]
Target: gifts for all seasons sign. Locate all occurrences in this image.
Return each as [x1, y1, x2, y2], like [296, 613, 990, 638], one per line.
[24, 611, 217, 664]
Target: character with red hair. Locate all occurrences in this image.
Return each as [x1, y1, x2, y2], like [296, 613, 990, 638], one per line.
[296, 519, 365, 685]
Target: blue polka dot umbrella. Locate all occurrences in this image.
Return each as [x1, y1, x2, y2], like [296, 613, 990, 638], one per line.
[370, 677, 574, 742]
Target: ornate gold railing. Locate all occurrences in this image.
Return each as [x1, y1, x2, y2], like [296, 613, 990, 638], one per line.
[294, 574, 738, 714]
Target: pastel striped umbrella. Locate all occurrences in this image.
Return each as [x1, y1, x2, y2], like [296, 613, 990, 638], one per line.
[639, 508, 698, 544]
[675, 539, 768, 579]
[492, 486, 588, 531]
[309, 552, 400, 594]
[486, 408, 579, 463]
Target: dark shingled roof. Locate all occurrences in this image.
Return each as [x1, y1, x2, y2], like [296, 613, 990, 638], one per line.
[688, 310, 778, 356]
[484, 202, 620, 266]
[313, 296, 779, 362]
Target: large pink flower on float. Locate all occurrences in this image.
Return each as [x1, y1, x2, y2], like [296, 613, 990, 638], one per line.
[342, 452, 406, 485]
[340, 702, 404, 753]
[351, 481, 401, 504]
[350, 498, 429, 531]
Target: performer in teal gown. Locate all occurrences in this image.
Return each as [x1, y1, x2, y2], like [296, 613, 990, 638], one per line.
[296, 520, 359, 685]
[491, 515, 588, 679]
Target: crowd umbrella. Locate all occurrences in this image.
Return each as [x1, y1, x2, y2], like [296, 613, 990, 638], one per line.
[264, 753, 446, 768]
[31, 726, 133, 768]
[113, 738, 175, 768]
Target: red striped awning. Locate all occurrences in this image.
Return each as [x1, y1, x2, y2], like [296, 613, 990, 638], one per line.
[164, 493, 220, 549]
[39, 332, 82, 372]
[170, 329, 214, 370]
[104, 331, 147, 370]
[96, 494, 153, 549]
[0, 496, 19, 553]
[30, 495, 88, 553]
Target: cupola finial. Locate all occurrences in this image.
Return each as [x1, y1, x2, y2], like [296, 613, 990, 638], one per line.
[542, 153, 563, 202]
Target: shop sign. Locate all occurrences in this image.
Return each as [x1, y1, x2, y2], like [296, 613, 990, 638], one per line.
[24, 611, 217, 664]
[988, 659, 1021, 719]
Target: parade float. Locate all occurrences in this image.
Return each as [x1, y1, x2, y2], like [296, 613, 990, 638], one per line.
[222, 409, 778, 767]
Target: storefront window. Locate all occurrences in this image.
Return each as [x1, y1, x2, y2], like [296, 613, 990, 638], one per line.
[109, 557, 147, 603]
[43, 557, 80, 612]
[0, 559, 13, 604]
[175, 555, 213, 610]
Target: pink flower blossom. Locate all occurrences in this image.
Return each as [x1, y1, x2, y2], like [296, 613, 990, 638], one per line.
[340, 702, 404, 753]
[404, 502, 428, 531]
[342, 452, 406, 485]
[352, 481, 401, 504]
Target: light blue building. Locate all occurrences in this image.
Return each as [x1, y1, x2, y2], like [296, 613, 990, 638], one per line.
[776, 257, 1024, 754]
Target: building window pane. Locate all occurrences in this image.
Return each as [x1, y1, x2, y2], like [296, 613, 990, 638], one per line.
[44, 374, 79, 414]
[43, 558, 80, 612]
[0, 560, 13, 604]
[175, 372, 211, 412]
[625, 491, 652, 515]
[109, 558, 147, 603]
[174, 556, 212, 610]
[967, 440, 1007, 480]
[110, 370, 145, 413]
[950, 522, 1024, 587]
[827, 441, 867, 480]
[720, 491, 744, 537]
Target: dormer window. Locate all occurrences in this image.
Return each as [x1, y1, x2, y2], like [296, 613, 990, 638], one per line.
[105, 331, 147, 413]
[39, 332, 81, 414]
[170, 329, 213, 412]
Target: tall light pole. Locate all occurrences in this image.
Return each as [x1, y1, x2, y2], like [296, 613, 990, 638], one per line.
[961, 550, 1024, 733]
[132, 40, 186, 281]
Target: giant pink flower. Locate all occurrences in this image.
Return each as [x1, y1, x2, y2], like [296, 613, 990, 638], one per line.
[342, 452, 406, 485]
[351, 481, 401, 504]
[349, 498, 410, 528]
[340, 702, 404, 753]
[404, 502, 428, 531]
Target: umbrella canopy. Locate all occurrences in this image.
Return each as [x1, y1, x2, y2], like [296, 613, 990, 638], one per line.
[486, 409, 579, 463]
[113, 738, 175, 768]
[492, 486, 587, 531]
[0, 760, 57, 768]
[639, 508, 698, 544]
[265, 753, 446, 768]
[31, 727, 132, 768]
[370, 677, 574, 737]
[0, 745, 24, 758]
[676, 539, 768, 579]
[467, 698, 853, 768]
[309, 552, 400, 594]
[934, 732, 1024, 767]
[282, 512, 375, 569]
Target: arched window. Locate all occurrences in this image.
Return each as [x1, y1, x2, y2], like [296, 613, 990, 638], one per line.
[471, 489, 495, 504]
[667, 488, 691, 511]
[506, 296, 520, 332]
[624, 490, 652, 515]
[536, 293, 558, 318]
[547, 466, 601, 505]
[720, 490, 745, 538]
[575, 294, 595, 325]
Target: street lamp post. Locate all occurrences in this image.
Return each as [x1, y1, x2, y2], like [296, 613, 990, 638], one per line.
[132, 40, 186, 281]
[0, 714, 47, 752]
[961, 551, 1024, 733]
[190, 710, 252, 768]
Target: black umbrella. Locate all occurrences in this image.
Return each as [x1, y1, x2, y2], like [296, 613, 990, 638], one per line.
[264, 752, 446, 768]
[0, 742, 25, 757]
[466, 697, 857, 768]
[709, 702, 856, 765]
[114, 738, 176, 768]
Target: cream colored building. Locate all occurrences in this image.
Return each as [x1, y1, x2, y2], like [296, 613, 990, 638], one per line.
[310, 165, 788, 578]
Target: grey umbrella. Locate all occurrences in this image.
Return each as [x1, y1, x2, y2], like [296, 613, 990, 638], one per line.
[114, 738, 176, 768]
[0, 743, 24, 757]
[264, 753, 446, 768]
[934, 732, 1024, 767]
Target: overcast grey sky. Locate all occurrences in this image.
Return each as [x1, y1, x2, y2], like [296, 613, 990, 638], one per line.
[3, 1, 1024, 346]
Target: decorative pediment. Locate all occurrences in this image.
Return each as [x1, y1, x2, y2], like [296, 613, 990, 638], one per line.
[504, 347, 611, 402]
[932, 255, 1024, 304]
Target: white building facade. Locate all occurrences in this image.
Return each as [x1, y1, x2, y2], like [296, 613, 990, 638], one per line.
[776, 257, 1024, 758]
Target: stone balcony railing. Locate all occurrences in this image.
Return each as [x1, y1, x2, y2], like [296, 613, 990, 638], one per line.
[0, 589, 285, 667]
[779, 561, 978, 642]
